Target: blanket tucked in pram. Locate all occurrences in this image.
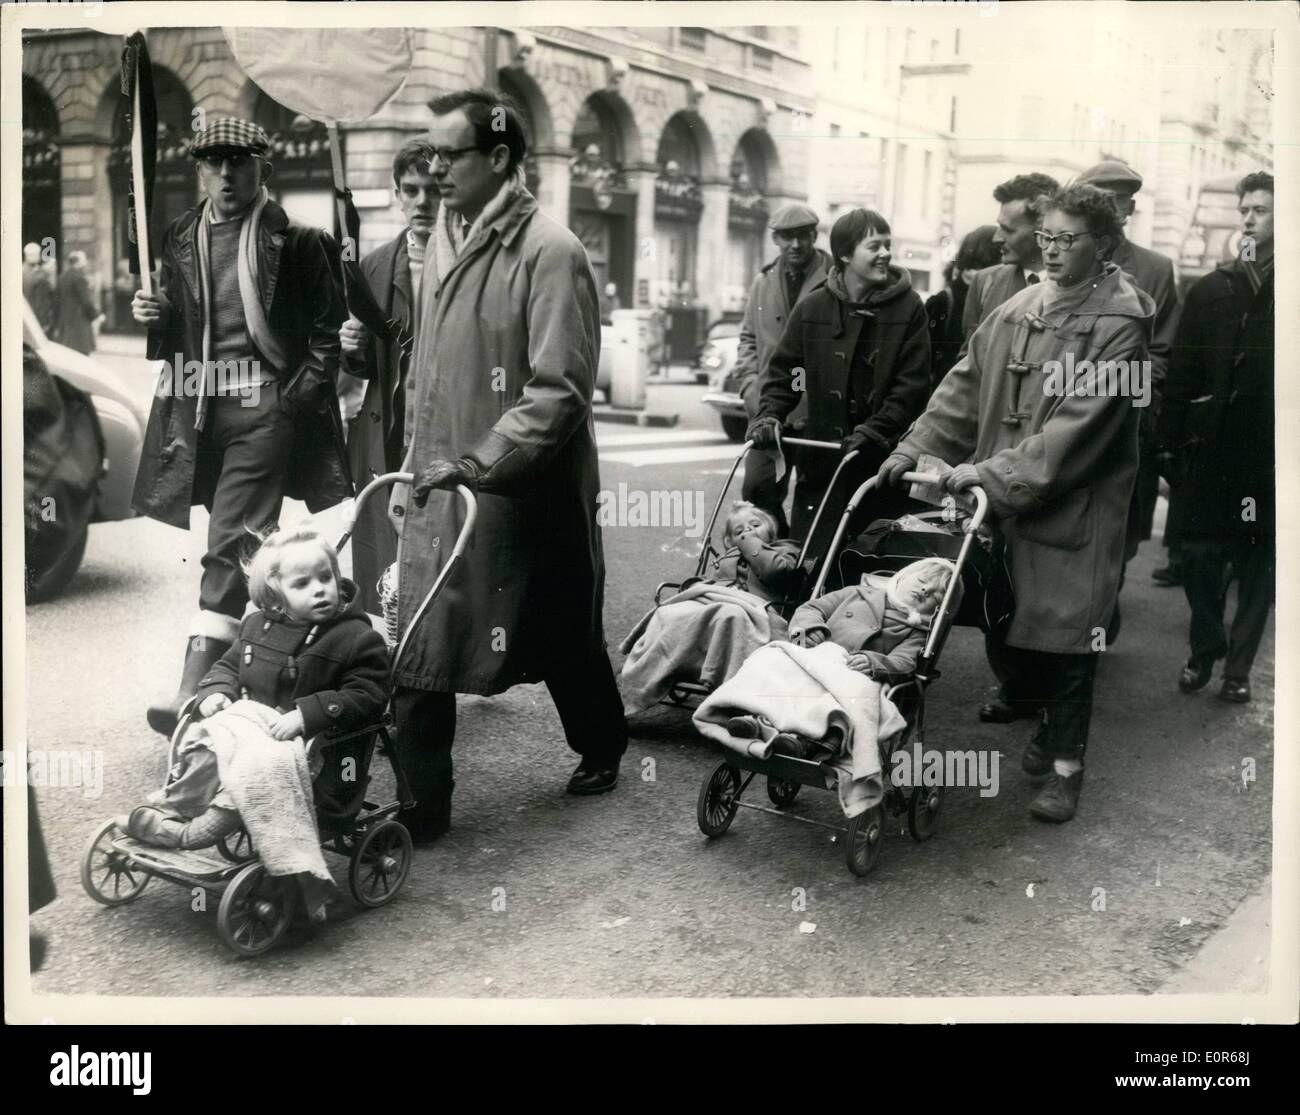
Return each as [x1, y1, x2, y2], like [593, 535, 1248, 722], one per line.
[619, 582, 787, 714]
[188, 701, 332, 882]
[693, 642, 907, 817]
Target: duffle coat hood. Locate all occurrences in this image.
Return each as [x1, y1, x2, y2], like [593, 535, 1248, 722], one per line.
[898, 262, 1155, 654]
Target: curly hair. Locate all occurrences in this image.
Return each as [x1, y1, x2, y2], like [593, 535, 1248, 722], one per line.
[992, 173, 1060, 221]
[722, 501, 780, 548]
[1236, 171, 1274, 198]
[1042, 183, 1124, 243]
[242, 527, 342, 617]
[391, 136, 437, 185]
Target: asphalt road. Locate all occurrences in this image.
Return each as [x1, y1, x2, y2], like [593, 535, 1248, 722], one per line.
[24, 369, 1275, 1004]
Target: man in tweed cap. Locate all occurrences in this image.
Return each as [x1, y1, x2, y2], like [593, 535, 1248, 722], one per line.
[132, 116, 351, 735]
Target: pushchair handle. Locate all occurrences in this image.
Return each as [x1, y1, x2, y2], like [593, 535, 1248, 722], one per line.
[337, 471, 477, 553]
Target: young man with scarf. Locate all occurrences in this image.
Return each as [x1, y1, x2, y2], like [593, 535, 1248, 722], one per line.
[386, 89, 626, 839]
[132, 118, 350, 736]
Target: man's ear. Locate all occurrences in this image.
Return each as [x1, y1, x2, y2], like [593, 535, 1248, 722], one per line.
[260, 159, 275, 185]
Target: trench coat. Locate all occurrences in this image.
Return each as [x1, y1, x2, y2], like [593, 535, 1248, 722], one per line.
[1157, 259, 1273, 544]
[55, 268, 98, 355]
[394, 189, 606, 695]
[342, 231, 415, 611]
[897, 263, 1154, 654]
[131, 200, 352, 529]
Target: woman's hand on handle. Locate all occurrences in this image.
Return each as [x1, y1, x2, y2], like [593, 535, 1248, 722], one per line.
[876, 452, 918, 487]
[943, 463, 981, 494]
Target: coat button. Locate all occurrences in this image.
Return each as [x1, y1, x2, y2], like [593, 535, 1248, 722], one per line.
[327, 702, 341, 715]
[263, 621, 271, 631]
[431, 537, 440, 548]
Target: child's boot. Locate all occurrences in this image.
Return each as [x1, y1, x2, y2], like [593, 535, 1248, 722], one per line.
[126, 806, 186, 848]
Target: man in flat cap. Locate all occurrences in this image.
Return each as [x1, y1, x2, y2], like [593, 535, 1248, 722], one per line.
[132, 117, 351, 735]
[733, 202, 831, 533]
[1074, 159, 1181, 614]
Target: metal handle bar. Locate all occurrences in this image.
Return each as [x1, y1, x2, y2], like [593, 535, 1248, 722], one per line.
[336, 471, 477, 555]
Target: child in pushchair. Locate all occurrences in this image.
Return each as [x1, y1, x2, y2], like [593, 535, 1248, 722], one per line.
[122, 527, 389, 919]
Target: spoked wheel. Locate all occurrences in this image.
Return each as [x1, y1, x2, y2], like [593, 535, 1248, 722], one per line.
[907, 784, 944, 842]
[217, 863, 293, 957]
[766, 777, 801, 808]
[333, 828, 360, 857]
[844, 804, 885, 877]
[697, 763, 743, 837]
[348, 820, 413, 908]
[216, 826, 255, 863]
[80, 819, 151, 906]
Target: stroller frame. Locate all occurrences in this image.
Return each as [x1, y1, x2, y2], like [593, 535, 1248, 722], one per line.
[80, 474, 477, 956]
[695, 471, 990, 876]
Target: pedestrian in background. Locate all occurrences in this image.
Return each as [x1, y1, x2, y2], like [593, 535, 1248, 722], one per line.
[55, 250, 103, 355]
[23, 242, 58, 335]
[1158, 171, 1274, 705]
[925, 224, 999, 387]
[732, 203, 832, 535]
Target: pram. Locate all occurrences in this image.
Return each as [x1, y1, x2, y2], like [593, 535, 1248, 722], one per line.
[79, 474, 476, 956]
[694, 471, 999, 876]
[646, 437, 866, 708]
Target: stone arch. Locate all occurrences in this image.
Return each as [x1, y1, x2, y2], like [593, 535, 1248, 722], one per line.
[731, 126, 782, 198]
[566, 90, 640, 167]
[657, 109, 718, 183]
[497, 67, 555, 152]
[22, 75, 62, 249]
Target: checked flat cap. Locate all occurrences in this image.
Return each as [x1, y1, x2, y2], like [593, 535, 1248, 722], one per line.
[1076, 159, 1143, 195]
[189, 118, 271, 158]
[769, 203, 820, 231]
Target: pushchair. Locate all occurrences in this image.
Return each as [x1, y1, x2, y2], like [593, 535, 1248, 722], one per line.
[79, 474, 476, 957]
[694, 470, 1002, 876]
[647, 437, 866, 709]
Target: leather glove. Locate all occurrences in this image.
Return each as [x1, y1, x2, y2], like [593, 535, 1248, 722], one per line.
[746, 416, 781, 448]
[1155, 449, 1178, 485]
[412, 458, 481, 507]
[876, 452, 917, 487]
[944, 463, 981, 494]
[841, 429, 889, 468]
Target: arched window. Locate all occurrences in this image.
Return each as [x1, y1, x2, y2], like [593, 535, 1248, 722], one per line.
[22, 76, 61, 249]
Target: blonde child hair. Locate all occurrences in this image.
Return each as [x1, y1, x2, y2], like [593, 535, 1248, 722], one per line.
[721, 501, 780, 549]
[241, 527, 343, 617]
[881, 557, 961, 628]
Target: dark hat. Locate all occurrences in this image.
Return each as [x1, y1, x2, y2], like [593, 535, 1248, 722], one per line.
[189, 118, 271, 158]
[1076, 159, 1143, 195]
[769, 202, 820, 231]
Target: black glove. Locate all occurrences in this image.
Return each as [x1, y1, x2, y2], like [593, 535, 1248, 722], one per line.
[412, 458, 481, 507]
[745, 416, 781, 448]
[840, 429, 889, 468]
[1154, 449, 1179, 486]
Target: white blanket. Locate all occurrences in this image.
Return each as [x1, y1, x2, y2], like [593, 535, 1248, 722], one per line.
[191, 701, 332, 882]
[693, 642, 907, 817]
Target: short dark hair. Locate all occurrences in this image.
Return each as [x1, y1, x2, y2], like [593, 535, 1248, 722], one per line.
[427, 87, 528, 174]
[392, 136, 436, 185]
[993, 173, 1060, 222]
[956, 224, 1001, 273]
[1236, 171, 1274, 199]
[830, 208, 891, 266]
[1043, 183, 1124, 243]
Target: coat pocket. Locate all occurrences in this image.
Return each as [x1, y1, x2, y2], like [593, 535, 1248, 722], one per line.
[1015, 487, 1091, 551]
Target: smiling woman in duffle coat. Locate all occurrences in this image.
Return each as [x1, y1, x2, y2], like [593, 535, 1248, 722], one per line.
[879, 183, 1155, 825]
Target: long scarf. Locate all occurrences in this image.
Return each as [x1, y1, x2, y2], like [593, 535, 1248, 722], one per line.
[422, 165, 527, 292]
[194, 185, 289, 430]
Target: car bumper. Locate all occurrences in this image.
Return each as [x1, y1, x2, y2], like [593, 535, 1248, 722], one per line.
[701, 390, 745, 418]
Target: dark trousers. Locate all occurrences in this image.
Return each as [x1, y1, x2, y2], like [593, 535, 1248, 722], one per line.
[742, 449, 791, 537]
[191, 384, 294, 619]
[1181, 536, 1275, 679]
[1001, 646, 1099, 762]
[392, 644, 628, 832]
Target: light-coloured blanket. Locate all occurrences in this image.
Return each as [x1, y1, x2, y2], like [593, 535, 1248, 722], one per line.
[619, 582, 787, 714]
[693, 642, 907, 817]
[191, 701, 332, 882]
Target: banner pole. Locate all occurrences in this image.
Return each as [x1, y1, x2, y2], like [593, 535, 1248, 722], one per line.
[129, 61, 153, 296]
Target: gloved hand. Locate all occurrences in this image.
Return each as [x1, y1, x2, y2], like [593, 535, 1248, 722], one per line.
[746, 416, 781, 448]
[841, 429, 887, 466]
[412, 458, 481, 507]
[944, 462, 981, 494]
[1155, 449, 1179, 485]
[876, 452, 917, 487]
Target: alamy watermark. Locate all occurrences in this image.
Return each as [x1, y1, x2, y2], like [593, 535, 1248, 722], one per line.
[154, 356, 268, 406]
[889, 737, 1000, 798]
[2, 749, 104, 799]
[1042, 353, 1152, 409]
[597, 483, 706, 538]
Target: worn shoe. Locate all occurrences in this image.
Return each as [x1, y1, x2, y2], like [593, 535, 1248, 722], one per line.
[566, 764, 619, 796]
[1178, 657, 1215, 693]
[1029, 770, 1084, 823]
[1021, 734, 1053, 777]
[1217, 677, 1251, 704]
[726, 715, 762, 739]
[1152, 563, 1183, 586]
[979, 699, 1036, 724]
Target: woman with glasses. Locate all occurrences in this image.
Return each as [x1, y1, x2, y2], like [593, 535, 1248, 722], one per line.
[876, 183, 1156, 824]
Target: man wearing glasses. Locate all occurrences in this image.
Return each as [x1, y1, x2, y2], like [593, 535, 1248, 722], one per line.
[386, 89, 626, 840]
[132, 117, 350, 735]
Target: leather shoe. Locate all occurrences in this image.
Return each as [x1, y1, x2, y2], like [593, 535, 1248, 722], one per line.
[566, 764, 619, 796]
[1178, 657, 1215, 693]
[1021, 734, 1053, 777]
[1217, 677, 1251, 704]
[1029, 770, 1083, 823]
[979, 699, 1032, 724]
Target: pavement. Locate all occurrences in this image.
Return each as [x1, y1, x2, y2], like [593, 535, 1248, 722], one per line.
[19, 351, 1280, 1009]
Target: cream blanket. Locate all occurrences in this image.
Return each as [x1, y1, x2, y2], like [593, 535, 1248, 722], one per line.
[190, 700, 332, 882]
[693, 641, 907, 817]
[619, 582, 787, 714]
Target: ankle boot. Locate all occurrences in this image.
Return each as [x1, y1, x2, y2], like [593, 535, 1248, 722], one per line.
[147, 636, 232, 737]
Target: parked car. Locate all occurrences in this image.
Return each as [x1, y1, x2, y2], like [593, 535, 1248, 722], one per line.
[23, 299, 147, 601]
[697, 319, 746, 440]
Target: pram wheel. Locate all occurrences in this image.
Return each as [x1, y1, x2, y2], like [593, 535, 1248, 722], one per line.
[217, 863, 293, 957]
[844, 804, 884, 877]
[81, 819, 151, 906]
[216, 826, 255, 863]
[697, 763, 742, 837]
[766, 777, 801, 808]
[907, 785, 944, 842]
[348, 820, 412, 908]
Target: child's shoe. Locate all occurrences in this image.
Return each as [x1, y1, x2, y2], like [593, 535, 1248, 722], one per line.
[126, 805, 185, 848]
